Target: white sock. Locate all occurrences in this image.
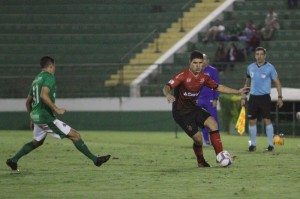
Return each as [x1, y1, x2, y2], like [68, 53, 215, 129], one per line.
[265, 124, 274, 146]
[249, 125, 257, 146]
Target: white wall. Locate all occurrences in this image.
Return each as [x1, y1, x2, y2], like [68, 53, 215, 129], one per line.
[2, 88, 298, 112]
[0, 97, 172, 112]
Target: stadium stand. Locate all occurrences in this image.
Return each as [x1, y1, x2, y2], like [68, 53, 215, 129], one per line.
[0, 0, 200, 98]
[1, 0, 299, 98]
[141, 0, 300, 96]
[105, 0, 224, 86]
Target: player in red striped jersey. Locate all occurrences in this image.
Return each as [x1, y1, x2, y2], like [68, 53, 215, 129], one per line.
[163, 50, 248, 167]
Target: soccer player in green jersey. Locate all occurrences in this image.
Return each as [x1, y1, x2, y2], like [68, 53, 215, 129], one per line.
[6, 56, 110, 172]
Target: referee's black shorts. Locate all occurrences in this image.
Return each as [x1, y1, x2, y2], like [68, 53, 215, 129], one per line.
[247, 94, 271, 120]
[172, 107, 211, 137]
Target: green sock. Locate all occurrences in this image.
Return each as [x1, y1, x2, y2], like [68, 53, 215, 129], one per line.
[11, 141, 37, 163]
[73, 139, 97, 162]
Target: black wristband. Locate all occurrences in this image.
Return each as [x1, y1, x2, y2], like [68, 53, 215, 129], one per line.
[278, 96, 283, 99]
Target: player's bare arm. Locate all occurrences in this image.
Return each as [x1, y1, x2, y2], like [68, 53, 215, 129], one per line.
[212, 100, 218, 108]
[241, 77, 251, 106]
[41, 86, 66, 115]
[25, 95, 33, 113]
[25, 95, 34, 129]
[273, 77, 283, 108]
[217, 84, 249, 95]
[243, 77, 251, 88]
[163, 85, 175, 103]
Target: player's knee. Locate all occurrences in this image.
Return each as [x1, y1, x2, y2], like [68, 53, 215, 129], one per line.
[204, 117, 218, 131]
[264, 119, 272, 125]
[249, 119, 257, 126]
[32, 139, 44, 147]
[68, 129, 81, 141]
[192, 133, 203, 145]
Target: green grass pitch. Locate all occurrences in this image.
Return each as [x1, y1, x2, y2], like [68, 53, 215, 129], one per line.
[1, 130, 299, 199]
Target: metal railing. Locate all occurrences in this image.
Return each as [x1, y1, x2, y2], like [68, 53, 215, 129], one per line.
[120, 29, 157, 62]
[179, 0, 196, 32]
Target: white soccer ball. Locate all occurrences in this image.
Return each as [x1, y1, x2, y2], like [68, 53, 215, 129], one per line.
[216, 150, 232, 167]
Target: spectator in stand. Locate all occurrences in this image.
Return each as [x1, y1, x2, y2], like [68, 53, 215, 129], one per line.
[227, 42, 241, 70]
[202, 20, 226, 42]
[239, 20, 256, 42]
[247, 20, 256, 31]
[246, 30, 261, 55]
[226, 19, 242, 41]
[288, 0, 298, 9]
[261, 7, 280, 40]
[214, 42, 228, 72]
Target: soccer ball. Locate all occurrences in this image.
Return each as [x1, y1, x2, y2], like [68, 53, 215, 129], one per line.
[273, 135, 281, 145]
[216, 151, 232, 167]
[273, 134, 284, 145]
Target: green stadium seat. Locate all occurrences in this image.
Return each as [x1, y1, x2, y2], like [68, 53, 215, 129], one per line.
[273, 30, 300, 40]
[141, 0, 300, 95]
[0, 0, 198, 97]
[234, 1, 287, 10]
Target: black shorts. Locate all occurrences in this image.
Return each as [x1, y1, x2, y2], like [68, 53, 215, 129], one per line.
[247, 94, 271, 120]
[172, 107, 211, 137]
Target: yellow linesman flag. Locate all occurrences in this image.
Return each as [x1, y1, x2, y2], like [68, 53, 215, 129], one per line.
[235, 106, 246, 135]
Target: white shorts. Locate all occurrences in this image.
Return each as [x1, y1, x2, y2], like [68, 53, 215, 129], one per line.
[33, 119, 71, 141]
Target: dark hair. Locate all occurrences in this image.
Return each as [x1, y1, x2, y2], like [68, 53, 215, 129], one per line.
[190, 50, 204, 61]
[40, 56, 55, 68]
[255, 47, 266, 54]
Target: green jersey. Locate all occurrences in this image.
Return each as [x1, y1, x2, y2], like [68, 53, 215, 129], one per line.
[28, 71, 56, 124]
